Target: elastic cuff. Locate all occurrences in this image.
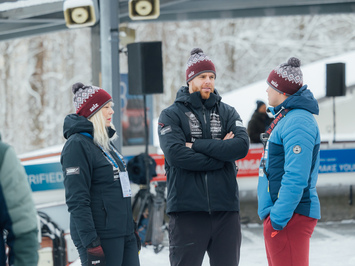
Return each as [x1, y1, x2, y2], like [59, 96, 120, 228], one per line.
[87, 236, 101, 248]
[271, 219, 283, 230]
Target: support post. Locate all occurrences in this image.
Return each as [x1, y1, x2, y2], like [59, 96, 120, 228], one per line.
[100, 0, 122, 151]
[332, 96, 336, 143]
[91, 23, 100, 86]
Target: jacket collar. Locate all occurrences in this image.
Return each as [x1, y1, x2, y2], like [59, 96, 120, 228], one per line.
[268, 85, 319, 115]
[176, 86, 221, 110]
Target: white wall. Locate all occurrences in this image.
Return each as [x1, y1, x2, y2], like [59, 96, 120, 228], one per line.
[316, 90, 355, 142]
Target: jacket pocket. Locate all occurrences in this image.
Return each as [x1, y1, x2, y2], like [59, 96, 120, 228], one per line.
[91, 200, 107, 229]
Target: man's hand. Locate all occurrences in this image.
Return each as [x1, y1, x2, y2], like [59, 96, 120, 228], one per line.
[223, 131, 234, 140]
[186, 142, 193, 148]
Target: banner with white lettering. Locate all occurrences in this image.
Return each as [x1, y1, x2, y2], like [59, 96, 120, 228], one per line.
[319, 149, 355, 173]
[24, 148, 355, 192]
[25, 162, 64, 191]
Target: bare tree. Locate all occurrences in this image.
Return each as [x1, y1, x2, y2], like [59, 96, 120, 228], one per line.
[1, 14, 355, 153]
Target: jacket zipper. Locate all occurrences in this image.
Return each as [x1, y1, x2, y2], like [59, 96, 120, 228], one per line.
[202, 106, 211, 213]
[205, 173, 211, 214]
[202, 106, 207, 124]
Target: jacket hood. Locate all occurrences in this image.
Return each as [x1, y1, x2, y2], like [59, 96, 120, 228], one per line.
[175, 86, 222, 109]
[269, 85, 319, 115]
[63, 114, 94, 140]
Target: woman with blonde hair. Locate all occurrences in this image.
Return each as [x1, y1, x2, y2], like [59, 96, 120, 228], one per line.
[61, 82, 140, 266]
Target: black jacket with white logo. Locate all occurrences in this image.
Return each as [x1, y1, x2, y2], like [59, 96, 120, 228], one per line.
[61, 114, 133, 248]
[158, 87, 249, 213]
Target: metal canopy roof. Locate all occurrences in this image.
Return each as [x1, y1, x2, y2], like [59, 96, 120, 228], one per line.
[0, 0, 355, 41]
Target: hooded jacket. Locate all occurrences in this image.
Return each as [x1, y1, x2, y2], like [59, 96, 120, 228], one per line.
[158, 86, 249, 213]
[0, 134, 38, 266]
[257, 86, 321, 230]
[61, 114, 133, 248]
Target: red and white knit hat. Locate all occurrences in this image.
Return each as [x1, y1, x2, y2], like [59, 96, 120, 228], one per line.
[267, 57, 303, 96]
[72, 82, 112, 118]
[186, 48, 216, 83]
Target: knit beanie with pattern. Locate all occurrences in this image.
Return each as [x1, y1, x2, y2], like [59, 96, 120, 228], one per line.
[72, 82, 112, 119]
[267, 57, 303, 96]
[185, 48, 216, 83]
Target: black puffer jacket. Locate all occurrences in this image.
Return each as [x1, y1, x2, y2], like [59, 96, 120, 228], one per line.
[158, 87, 249, 213]
[61, 114, 133, 248]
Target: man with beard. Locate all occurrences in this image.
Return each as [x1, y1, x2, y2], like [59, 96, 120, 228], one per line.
[158, 48, 249, 266]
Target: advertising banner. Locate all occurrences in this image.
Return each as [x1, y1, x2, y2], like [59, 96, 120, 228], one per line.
[319, 149, 355, 173]
[120, 74, 153, 146]
[25, 162, 64, 192]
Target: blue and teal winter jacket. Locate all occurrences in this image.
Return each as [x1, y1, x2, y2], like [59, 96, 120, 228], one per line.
[257, 85, 321, 230]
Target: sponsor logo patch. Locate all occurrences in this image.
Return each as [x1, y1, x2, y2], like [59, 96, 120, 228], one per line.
[160, 125, 172, 135]
[188, 71, 195, 78]
[90, 103, 99, 112]
[66, 167, 80, 175]
[235, 120, 244, 128]
[293, 145, 302, 154]
[271, 80, 279, 88]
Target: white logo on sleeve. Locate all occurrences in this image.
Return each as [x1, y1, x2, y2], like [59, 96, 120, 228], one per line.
[293, 145, 302, 154]
[66, 167, 80, 175]
[160, 125, 172, 135]
[236, 120, 245, 128]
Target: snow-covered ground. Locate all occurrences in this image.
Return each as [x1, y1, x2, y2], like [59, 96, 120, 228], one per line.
[71, 220, 355, 266]
[140, 220, 355, 266]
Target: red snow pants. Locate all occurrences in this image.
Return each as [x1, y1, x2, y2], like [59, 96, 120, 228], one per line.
[263, 213, 317, 266]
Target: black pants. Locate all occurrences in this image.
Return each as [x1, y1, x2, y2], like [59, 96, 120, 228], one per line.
[168, 211, 241, 266]
[75, 233, 140, 266]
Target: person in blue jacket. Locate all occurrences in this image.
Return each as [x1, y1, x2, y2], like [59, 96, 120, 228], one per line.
[257, 57, 321, 266]
[61, 83, 140, 266]
[158, 48, 249, 266]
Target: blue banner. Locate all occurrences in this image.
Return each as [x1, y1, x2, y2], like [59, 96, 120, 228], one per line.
[25, 162, 64, 192]
[319, 149, 355, 173]
[25, 148, 355, 191]
[25, 155, 135, 192]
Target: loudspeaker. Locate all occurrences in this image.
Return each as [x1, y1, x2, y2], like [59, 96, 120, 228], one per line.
[127, 42, 163, 95]
[128, 0, 160, 20]
[63, 0, 99, 28]
[326, 63, 346, 97]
